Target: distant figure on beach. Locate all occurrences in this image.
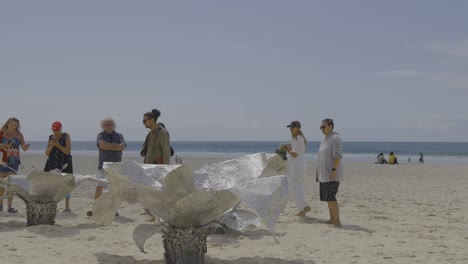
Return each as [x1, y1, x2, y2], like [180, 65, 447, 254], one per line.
[140, 109, 171, 165]
[0, 117, 29, 214]
[408, 157, 411, 163]
[419, 153, 424, 164]
[375, 153, 387, 164]
[317, 118, 342, 228]
[44, 121, 73, 212]
[388, 152, 398, 165]
[285, 121, 311, 218]
[87, 118, 126, 217]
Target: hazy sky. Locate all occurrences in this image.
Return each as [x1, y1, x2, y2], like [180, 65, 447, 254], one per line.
[1, 1, 467, 141]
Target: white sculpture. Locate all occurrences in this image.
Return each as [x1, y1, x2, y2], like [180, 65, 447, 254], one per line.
[0, 168, 103, 226]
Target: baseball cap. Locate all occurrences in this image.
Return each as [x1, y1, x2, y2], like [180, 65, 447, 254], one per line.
[51, 121, 62, 131]
[287, 121, 301, 128]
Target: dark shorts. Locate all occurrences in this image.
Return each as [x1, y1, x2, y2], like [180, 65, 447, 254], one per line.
[320, 181, 340, 201]
[0, 163, 19, 174]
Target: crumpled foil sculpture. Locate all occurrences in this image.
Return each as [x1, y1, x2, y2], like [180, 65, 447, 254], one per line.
[0, 170, 102, 203]
[94, 153, 288, 231]
[92, 163, 242, 228]
[192, 153, 289, 231]
[92, 153, 288, 254]
[92, 162, 243, 254]
[0, 169, 103, 225]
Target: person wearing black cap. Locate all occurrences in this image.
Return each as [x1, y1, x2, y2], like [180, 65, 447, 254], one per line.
[285, 120, 311, 218]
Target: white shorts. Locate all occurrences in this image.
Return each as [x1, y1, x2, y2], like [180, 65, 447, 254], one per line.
[96, 169, 108, 188]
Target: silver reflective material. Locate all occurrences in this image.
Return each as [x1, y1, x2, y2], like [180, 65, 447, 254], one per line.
[192, 153, 289, 231]
[221, 208, 261, 232]
[0, 170, 105, 203]
[94, 153, 288, 233]
[93, 163, 241, 228]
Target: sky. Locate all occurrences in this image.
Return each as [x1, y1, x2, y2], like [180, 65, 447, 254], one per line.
[1, 1, 467, 142]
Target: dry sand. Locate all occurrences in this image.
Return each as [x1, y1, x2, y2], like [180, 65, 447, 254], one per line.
[1, 153, 467, 264]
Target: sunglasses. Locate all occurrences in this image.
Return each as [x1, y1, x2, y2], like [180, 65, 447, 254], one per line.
[142, 119, 150, 124]
[320, 126, 326, 130]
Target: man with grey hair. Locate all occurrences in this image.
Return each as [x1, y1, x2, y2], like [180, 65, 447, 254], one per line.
[87, 118, 126, 217]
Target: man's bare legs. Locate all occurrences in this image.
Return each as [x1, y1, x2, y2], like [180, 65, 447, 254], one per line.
[95, 186, 103, 199]
[327, 201, 341, 227]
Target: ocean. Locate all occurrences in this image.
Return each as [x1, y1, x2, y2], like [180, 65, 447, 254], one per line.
[24, 141, 468, 165]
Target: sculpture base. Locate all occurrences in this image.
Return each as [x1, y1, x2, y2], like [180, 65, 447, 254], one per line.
[26, 201, 57, 226]
[163, 227, 207, 264]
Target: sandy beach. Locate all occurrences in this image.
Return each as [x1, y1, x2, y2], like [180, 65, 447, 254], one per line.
[1, 153, 467, 264]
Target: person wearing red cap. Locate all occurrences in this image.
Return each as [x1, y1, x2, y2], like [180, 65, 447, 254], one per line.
[44, 121, 73, 212]
[0, 117, 30, 214]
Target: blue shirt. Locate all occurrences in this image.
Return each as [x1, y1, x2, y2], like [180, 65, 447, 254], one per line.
[97, 131, 125, 169]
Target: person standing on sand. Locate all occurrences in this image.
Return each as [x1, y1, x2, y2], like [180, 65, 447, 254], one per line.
[87, 118, 126, 217]
[44, 121, 73, 212]
[285, 121, 311, 218]
[140, 109, 171, 165]
[0, 117, 30, 214]
[317, 118, 343, 228]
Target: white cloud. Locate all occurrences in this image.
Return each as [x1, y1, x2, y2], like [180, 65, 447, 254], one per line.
[424, 40, 468, 57]
[427, 72, 468, 88]
[410, 115, 468, 141]
[379, 70, 425, 77]
[380, 69, 468, 89]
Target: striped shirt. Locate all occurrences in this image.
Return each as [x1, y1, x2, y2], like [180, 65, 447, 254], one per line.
[317, 131, 343, 182]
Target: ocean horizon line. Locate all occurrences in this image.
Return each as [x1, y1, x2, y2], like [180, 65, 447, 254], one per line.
[27, 140, 468, 143]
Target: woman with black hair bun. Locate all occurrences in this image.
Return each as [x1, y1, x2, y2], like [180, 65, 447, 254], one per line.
[140, 109, 171, 164]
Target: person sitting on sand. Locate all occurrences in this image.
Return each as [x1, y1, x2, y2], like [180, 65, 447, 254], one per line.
[285, 121, 311, 218]
[375, 153, 387, 164]
[388, 152, 398, 165]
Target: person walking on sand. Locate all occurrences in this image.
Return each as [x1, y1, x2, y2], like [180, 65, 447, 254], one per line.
[0, 117, 30, 214]
[419, 153, 424, 164]
[44, 121, 73, 212]
[87, 118, 126, 217]
[317, 118, 343, 228]
[140, 109, 171, 165]
[285, 121, 311, 218]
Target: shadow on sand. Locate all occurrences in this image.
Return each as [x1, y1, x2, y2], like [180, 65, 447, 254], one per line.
[95, 252, 314, 264]
[0, 219, 27, 233]
[300, 216, 375, 234]
[340, 224, 375, 234]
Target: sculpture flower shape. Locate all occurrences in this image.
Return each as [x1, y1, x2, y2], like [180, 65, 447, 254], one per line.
[92, 163, 241, 228]
[94, 152, 288, 232]
[91, 153, 288, 261]
[0, 168, 103, 226]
